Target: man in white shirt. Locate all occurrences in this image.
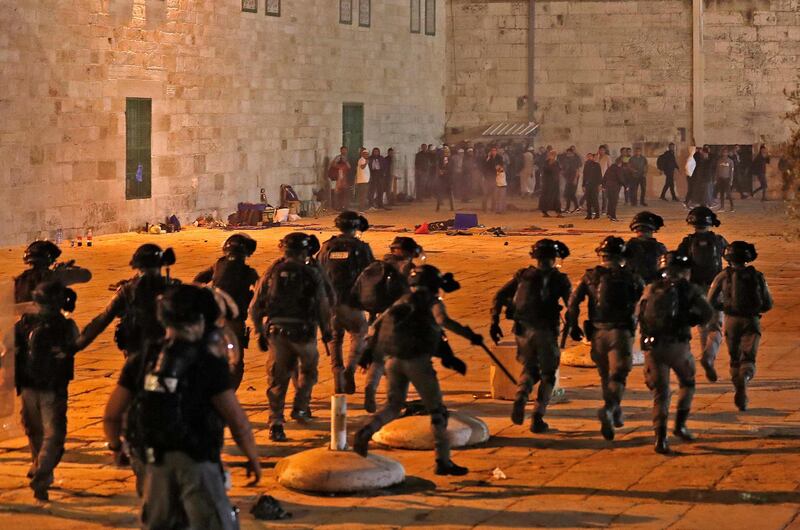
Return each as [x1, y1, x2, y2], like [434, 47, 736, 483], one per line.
[355, 148, 371, 210]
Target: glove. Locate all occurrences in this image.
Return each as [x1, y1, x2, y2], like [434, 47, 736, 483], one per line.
[466, 327, 484, 346]
[489, 322, 503, 345]
[441, 355, 467, 375]
[569, 325, 584, 342]
[257, 334, 269, 352]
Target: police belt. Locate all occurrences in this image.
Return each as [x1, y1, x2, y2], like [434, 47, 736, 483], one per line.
[267, 319, 314, 341]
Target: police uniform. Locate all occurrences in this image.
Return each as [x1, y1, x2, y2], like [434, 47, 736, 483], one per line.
[625, 236, 667, 285]
[250, 240, 332, 438]
[354, 266, 474, 476]
[707, 242, 773, 410]
[194, 237, 260, 389]
[120, 334, 238, 529]
[318, 230, 375, 393]
[14, 281, 79, 500]
[567, 240, 644, 439]
[639, 255, 714, 453]
[491, 243, 571, 431]
[14, 241, 91, 304]
[76, 245, 178, 357]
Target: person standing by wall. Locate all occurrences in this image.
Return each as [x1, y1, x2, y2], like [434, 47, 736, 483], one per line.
[451, 147, 465, 202]
[415, 144, 429, 201]
[751, 145, 770, 201]
[329, 146, 352, 211]
[582, 152, 603, 220]
[603, 157, 625, 222]
[539, 149, 563, 218]
[560, 146, 582, 212]
[463, 147, 478, 202]
[519, 146, 535, 198]
[368, 148, 386, 210]
[715, 147, 735, 212]
[629, 147, 649, 207]
[483, 145, 503, 212]
[657, 143, 680, 202]
[355, 148, 371, 210]
[435, 146, 455, 212]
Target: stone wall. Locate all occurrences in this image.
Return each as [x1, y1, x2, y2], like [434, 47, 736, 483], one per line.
[0, 0, 445, 245]
[446, 0, 800, 158]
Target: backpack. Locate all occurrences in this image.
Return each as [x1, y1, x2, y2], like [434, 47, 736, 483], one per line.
[626, 238, 665, 284]
[115, 276, 171, 352]
[511, 268, 562, 324]
[16, 313, 75, 389]
[656, 152, 667, 172]
[265, 259, 317, 322]
[688, 232, 722, 286]
[593, 267, 638, 324]
[352, 261, 409, 314]
[128, 342, 208, 461]
[376, 296, 441, 360]
[641, 278, 688, 337]
[212, 258, 256, 317]
[321, 236, 370, 303]
[724, 266, 763, 316]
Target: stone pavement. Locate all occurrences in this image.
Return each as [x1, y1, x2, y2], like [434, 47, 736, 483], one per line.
[0, 198, 798, 529]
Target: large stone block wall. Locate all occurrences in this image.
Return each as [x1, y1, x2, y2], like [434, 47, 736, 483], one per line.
[0, 0, 445, 245]
[446, 0, 800, 156]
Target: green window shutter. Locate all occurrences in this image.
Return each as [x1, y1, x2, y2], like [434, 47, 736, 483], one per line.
[126, 98, 152, 200]
[342, 103, 364, 167]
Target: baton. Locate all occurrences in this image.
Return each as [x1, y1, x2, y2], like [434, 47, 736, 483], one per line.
[477, 342, 517, 386]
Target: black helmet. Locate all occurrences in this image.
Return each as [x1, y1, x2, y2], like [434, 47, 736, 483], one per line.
[279, 232, 315, 253]
[307, 234, 321, 256]
[223, 233, 257, 257]
[157, 284, 220, 327]
[595, 236, 626, 256]
[530, 239, 570, 260]
[390, 236, 423, 258]
[24, 240, 62, 266]
[32, 281, 77, 312]
[335, 211, 369, 232]
[130, 244, 176, 269]
[686, 206, 720, 227]
[723, 241, 757, 263]
[630, 211, 664, 232]
[408, 264, 460, 293]
[659, 251, 692, 271]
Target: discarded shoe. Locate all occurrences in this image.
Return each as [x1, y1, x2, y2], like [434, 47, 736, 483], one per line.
[251, 494, 292, 520]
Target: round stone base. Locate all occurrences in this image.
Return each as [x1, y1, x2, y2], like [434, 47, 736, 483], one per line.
[372, 411, 490, 450]
[275, 447, 405, 493]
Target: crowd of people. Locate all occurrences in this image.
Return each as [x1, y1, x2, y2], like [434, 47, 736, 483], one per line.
[10, 204, 774, 528]
[327, 141, 791, 220]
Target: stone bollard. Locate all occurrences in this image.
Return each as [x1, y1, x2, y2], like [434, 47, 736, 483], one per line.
[330, 395, 347, 451]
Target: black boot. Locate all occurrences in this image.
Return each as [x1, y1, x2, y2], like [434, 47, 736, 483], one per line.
[701, 358, 718, 382]
[530, 414, 549, 434]
[290, 409, 312, 423]
[598, 408, 615, 441]
[269, 424, 287, 442]
[343, 367, 357, 395]
[654, 424, 670, 454]
[511, 397, 526, 425]
[612, 406, 624, 428]
[435, 459, 469, 476]
[333, 367, 346, 394]
[364, 389, 377, 414]
[673, 409, 696, 441]
[353, 427, 371, 457]
[734, 383, 749, 411]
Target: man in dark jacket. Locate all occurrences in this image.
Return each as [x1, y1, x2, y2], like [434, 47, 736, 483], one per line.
[368, 148, 387, 209]
[582, 153, 603, 220]
[657, 143, 680, 201]
[415, 144, 429, 200]
[602, 158, 625, 221]
[751, 145, 770, 201]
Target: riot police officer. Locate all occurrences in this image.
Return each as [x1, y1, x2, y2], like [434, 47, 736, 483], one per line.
[707, 241, 773, 410]
[677, 206, 729, 382]
[567, 237, 645, 441]
[194, 233, 260, 389]
[15, 281, 79, 501]
[250, 233, 333, 441]
[490, 239, 572, 433]
[353, 236, 423, 412]
[354, 265, 481, 476]
[318, 211, 375, 394]
[625, 211, 668, 284]
[104, 284, 261, 529]
[14, 240, 91, 304]
[76, 244, 178, 357]
[639, 252, 714, 453]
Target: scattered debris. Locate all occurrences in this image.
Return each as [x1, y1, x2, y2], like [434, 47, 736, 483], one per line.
[492, 467, 507, 480]
[485, 227, 507, 237]
[557, 223, 575, 228]
[251, 494, 292, 520]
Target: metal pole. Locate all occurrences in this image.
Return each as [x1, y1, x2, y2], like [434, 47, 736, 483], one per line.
[527, 0, 535, 123]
